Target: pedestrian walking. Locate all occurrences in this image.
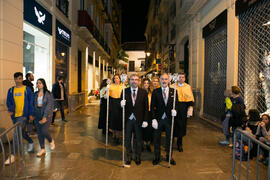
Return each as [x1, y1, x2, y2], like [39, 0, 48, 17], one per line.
[120, 74, 149, 167]
[52, 76, 67, 124]
[23, 72, 35, 136]
[174, 73, 194, 152]
[151, 73, 177, 165]
[33, 78, 55, 157]
[5, 72, 34, 165]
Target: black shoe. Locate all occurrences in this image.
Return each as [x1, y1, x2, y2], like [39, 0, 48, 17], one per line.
[152, 157, 160, 165]
[135, 157, 141, 165]
[177, 145, 183, 152]
[146, 144, 152, 152]
[166, 156, 176, 165]
[62, 119, 68, 122]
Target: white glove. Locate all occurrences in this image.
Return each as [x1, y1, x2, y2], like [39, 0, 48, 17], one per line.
[142, 121, 148, 128]
[152, 119, 158, 129]
[171, 109, 177, 117]
[120, 100, 126, 108]
[187, 106, 193, 118]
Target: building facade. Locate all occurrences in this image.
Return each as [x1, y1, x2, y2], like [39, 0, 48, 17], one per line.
[145, 0, 270, 121]
[0, 0, 121, 123]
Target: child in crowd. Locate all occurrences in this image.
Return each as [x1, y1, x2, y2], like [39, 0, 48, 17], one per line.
[219, 89, 233, 145]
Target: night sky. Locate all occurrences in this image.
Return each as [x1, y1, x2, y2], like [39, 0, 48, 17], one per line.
[120, 0, 150, 43]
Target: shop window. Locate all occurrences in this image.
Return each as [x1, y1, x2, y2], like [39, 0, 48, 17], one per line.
[23, 22, 51, 89]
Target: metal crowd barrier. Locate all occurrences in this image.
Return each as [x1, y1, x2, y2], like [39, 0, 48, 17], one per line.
[0, 122, 26, 179]
[232, 128, 270, 180]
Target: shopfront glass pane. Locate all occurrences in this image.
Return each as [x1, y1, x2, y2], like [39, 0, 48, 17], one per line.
[23, 22, 52, 90]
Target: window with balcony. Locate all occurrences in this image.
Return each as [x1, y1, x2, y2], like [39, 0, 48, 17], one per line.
[56, 0, 69, 17]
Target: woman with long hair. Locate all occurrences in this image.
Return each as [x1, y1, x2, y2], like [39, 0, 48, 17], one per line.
[108, 74, 123, 144]
[33, 78, 55, 157]
[142, 78, 153, 152]
[98, 79, 108, 135]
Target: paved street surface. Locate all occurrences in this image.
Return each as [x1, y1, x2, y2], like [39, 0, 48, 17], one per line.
[21, 101, 267, 180]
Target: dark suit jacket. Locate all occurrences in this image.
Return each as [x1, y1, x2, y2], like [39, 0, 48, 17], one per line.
[121, 87, 149, 125]
[151, 87, 178, 123]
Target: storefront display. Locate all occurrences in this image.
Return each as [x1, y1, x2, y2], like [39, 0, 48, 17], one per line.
[23, 0, 52, 89]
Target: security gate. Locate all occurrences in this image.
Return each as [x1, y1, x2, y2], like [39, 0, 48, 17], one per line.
[203, 26, 227, 120]
[238, 0, 270, 114]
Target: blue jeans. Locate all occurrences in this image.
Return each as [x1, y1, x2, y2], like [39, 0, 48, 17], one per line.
[34, 108, 52, 149]
[222, 112, 231, 140]
[12, 116, 33, 153]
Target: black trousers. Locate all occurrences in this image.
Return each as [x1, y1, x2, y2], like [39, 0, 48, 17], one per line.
[153, 118, 171, 158]
[125, 119, 142, 158]
[52, 100, 65, 123]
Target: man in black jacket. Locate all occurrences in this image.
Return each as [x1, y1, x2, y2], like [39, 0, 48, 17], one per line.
[120, 74, 149, 167]
[151, 73, 178, 165]
[23, 72, 34, 92]
[52, 76, 67, 123]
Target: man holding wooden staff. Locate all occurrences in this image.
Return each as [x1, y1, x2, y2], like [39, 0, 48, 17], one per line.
[120, 74, 149, 167]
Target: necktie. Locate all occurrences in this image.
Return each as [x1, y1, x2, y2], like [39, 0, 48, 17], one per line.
[163, 89, 167, 104]
[133, 90, 136, 99]
[132, 89, 136, 106]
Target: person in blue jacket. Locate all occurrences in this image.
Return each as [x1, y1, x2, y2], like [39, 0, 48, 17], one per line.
[5, 72, 34, 165]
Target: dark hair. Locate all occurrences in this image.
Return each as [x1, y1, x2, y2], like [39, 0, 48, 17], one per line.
[142, 78, 151, 93]
[100, 79, 107, 90]
[37, 78, 50, 94]
[179, 72, 186, 77]
[113, 74, 120, 83]
[232, 86, 241, 95]
[57, 76, 64, 81]
[25, 73, 32, 79]
[14, 72, 23, 78]
[248, 109, 260, 122]
[262, 114, 270, 130]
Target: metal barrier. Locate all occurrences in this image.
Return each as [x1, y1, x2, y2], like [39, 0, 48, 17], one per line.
[0, 122, 26, 179]
[68, 92, 86, 112]
[232, 128, 270, 180]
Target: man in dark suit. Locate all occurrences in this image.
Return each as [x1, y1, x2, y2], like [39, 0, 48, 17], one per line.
[151, 73, 177, 165]
[120, 74, 149, 167]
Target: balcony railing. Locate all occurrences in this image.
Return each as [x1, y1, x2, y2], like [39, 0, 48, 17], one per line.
[78, 10, 111, 55]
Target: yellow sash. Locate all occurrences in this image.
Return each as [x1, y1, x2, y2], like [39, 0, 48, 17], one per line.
[171, 83, 194, 102]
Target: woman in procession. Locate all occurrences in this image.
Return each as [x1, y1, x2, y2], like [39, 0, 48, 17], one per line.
[142, 78, 153, 152]
[108, 74, 124, 144]
[33, 78, 55, 157]
[98, 79, 109, 135]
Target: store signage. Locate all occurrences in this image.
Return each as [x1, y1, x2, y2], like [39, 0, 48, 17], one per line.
[203, 10, 227, 38]
[24, 0, 52, 35]
[236, 0, 262, 16]
[56, 19, 71, 47]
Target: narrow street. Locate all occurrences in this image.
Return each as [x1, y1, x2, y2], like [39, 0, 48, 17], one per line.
[21, 101, 267, 179]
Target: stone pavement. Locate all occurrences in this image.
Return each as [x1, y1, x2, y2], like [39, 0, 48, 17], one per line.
[20, 101, 267, 180]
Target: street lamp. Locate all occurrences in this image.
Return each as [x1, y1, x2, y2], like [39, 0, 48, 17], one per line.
[146, 51, 151, 57]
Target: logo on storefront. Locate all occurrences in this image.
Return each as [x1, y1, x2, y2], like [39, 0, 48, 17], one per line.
[34, 6, 46, 24]
[57, 27, 70, 41]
